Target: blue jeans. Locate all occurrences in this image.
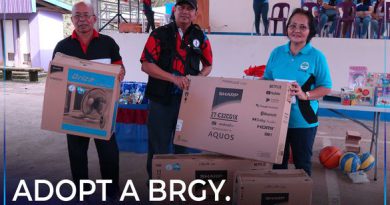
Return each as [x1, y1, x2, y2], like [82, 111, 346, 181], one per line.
[273, 127, 317, 176]
[253, 2, 269, 35]
[319, 10, 339, 35]
[371, 19, 385, 39]
[146, 96, 188, 178]
[355, 16, 371, 38]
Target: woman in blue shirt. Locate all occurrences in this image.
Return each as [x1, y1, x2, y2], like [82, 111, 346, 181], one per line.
[264, 8, 332, 176]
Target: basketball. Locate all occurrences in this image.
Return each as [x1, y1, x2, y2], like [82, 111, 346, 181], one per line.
[359, 152, 375, 172]
[339, 152, 361, 173]
[319, 146, 343, 169]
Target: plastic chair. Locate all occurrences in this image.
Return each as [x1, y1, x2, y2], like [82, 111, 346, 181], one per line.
[335, 1, 356, 38]
[302, 2, 321, 15]
[269, 2, 290, 36]
[302, 2, 321, 34]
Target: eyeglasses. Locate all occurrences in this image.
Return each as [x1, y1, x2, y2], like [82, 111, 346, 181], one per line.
[288, 24, 308, 32]
[72, 14, 94, 21]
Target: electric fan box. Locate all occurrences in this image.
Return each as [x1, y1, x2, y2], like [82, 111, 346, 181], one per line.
[152, 154, 272, 204]
[174, 76, 291, 164]
[233, 169, 312, 205]
[41, 53, 121, 140]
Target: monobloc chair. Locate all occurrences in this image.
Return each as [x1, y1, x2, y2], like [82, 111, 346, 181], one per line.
[335, 1, 356, 38]
[302, 2, 321, 34]
[269, 2, 290, 36]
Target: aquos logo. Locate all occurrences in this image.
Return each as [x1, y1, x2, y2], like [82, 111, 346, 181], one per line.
[212, 88, 243, 109]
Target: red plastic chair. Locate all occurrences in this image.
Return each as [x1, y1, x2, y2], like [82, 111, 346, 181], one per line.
[269, 2, 290, 36]
[335, 1, 356, 38]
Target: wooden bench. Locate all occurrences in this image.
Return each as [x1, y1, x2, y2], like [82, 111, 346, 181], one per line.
[0, 67, 44, 82]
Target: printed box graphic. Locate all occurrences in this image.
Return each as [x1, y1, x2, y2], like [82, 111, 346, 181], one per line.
[174, 76, 291, 164]
[41, 53, 121, 140]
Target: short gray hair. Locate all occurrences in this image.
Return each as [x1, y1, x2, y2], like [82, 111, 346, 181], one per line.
[72, 1, 95, 15]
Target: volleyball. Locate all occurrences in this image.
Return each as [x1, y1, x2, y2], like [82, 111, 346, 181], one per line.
[359, 152, 375, 172]
[339, 152, 361, 173]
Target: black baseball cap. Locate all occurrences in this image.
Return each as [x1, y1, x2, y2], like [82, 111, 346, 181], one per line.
[176, 0, 197, 10]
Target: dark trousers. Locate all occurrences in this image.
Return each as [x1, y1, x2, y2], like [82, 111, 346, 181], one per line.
[253, 2, 269, 35]
[145, 10, 155, 32]
[146, 96, 188, 178]
[273, 127, 317, 176]
[67, 134, 119, 196]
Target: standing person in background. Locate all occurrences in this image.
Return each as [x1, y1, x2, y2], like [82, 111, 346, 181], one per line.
[52, 1, 125, 201]
[253, 0, 270, 36]
[264, 8, 332, 176]
[140, 0, 213, 179]
[143, 0, 155, 33]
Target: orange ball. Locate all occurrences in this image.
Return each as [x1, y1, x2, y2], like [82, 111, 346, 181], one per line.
[319, 146, 343, 169]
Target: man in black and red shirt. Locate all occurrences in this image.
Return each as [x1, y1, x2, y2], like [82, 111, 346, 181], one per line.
[140, 0, 213, 178]
[52, 1, 125, 200]
[143, 0, 155, 32]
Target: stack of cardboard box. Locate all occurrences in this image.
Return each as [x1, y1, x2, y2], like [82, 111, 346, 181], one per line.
[152, 154, 272, 204]
[152, 76, 313, 204]
[233, 170, 312, 205]
[345, 130, 362, 153]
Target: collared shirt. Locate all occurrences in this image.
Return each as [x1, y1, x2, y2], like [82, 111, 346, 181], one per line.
[140, 25, 213, 75]
[53, 29, 122, 66]
[71, 29, 99, 54]
[264, 42, 332, 128]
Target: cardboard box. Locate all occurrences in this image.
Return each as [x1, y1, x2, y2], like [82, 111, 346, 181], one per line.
[345, 145, 361, 154]
[174, 76, 291, 163]
[346, 130, 361, 138]
[152, 154, 272, 204]
[233, 169, 312, 205]
[41, 53, 121, 140]
[345, 131, 362, 145]
[345, 139, 361, 145]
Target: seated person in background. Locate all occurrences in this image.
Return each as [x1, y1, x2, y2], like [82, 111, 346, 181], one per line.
[312, 0, 324, 35]
[318, 0, 342, 37]
[355, 0, 372, 38]
[370, 0, 385, 39]
[339, 0, 355, 38]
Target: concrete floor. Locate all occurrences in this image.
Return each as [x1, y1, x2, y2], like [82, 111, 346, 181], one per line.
[0, 79, 389, 205]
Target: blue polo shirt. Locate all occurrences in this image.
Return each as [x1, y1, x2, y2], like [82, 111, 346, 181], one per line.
[264, 42, 332, 128]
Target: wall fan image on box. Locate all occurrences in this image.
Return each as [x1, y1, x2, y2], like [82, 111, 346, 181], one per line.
[64, 86, 111, 129]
